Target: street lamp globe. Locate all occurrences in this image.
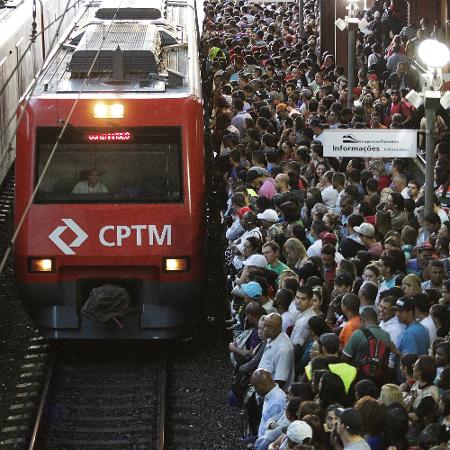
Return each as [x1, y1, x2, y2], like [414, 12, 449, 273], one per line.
[418, 39, 450, 68]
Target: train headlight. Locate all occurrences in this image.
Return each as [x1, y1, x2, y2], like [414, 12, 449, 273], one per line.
[93, 102, 124, 119]
[28, 258, 54, 273]
[163, 257, 190, 272]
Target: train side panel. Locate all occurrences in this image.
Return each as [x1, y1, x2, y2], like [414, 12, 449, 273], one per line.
[0, 0, 81, 183]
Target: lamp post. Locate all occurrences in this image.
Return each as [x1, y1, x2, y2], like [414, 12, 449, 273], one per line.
[346, 0, 359, 107]
[417, 39, 450, 217]
[335, 0, 361, 107]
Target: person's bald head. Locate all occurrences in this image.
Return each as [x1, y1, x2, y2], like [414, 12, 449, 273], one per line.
[263, 312, 283, 339]
[250, 368, 275, 395]
[275, 173, 289, 190]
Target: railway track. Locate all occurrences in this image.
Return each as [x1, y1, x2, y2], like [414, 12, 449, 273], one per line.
[0, 342, 205, 449]
[27, 343, 171, 450]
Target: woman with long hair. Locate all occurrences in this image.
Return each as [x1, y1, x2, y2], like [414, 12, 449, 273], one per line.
[283, 238, 308, 271]
[430, 304, 450, 338]
[401, 274, 422, 298]
[311, 161, 329, 188]
[354, 395, 387, 450]
[317, 372, 348, 409]
[368, 160, 391, 190]
[303, 414, 329, 450]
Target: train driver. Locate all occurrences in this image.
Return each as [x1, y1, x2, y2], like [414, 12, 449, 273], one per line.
[71, 169, 108, 194]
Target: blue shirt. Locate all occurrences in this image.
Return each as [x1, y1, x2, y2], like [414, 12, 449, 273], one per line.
[397, 321, 430, 356]
[258, 385, 286, 437]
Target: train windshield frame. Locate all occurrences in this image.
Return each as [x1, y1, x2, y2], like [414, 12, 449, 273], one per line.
[34, 126, 183, 204]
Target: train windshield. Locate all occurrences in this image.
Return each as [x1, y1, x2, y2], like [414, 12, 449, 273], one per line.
[35, 127, 183, 203]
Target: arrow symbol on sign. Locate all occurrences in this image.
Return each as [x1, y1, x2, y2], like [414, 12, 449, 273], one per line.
[48, 219, 88, 255]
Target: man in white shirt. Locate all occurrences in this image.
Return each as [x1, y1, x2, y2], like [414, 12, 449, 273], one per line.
[414, 293, 437, 344]
[291, 286, 317, 347]
[258, 313, 294, 389]
[250, 369, 286, 439]
[320, 171, 339, 208]
[379, 295, 405, 368]
[72, 169, 108, 194]
[311, 120, 325, 144]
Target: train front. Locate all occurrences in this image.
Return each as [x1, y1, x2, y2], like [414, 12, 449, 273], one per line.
[14, 96, 205, 339]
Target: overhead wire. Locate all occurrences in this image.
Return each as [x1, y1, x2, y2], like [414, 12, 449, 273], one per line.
[0, 0, 126, 275]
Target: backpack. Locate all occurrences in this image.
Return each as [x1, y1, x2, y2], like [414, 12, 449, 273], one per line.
[358, 328, 390, 385]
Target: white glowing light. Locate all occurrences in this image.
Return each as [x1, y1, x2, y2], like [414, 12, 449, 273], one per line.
[418, 39, 450, 68]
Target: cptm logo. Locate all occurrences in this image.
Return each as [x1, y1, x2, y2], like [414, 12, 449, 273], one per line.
[48, 219, 88, 255]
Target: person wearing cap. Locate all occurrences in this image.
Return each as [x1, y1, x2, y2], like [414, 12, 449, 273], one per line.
[257, 312, 294, 390]
[282, 420, 313, 448]
[257, 209, 279, 232]
[250, 368, 286, 440]
[339, 214, 367, 259]
[395, 296, 430, 357]
[334, 408, 370, 449]
[262, 241, 290, 284]
[354, 222, 384, 260]
[241, 281, 264, 304]
[234, 254, 268, 290]
[308, 230, 345, 265]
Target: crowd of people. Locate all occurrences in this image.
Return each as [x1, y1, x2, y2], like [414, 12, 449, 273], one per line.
[200, 0, 450, 448]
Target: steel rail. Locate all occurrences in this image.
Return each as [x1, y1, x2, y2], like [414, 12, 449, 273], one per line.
[156, 350, 168, 450]
[28, 349, 56, 450]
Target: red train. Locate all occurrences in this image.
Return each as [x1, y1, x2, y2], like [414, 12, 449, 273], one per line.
[14, 0, 206, 339]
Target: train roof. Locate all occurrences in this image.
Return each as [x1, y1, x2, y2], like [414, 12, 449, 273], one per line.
[33, 0, 201, 97]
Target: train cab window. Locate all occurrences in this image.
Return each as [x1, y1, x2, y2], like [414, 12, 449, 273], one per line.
[35, 127, 183, 203]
